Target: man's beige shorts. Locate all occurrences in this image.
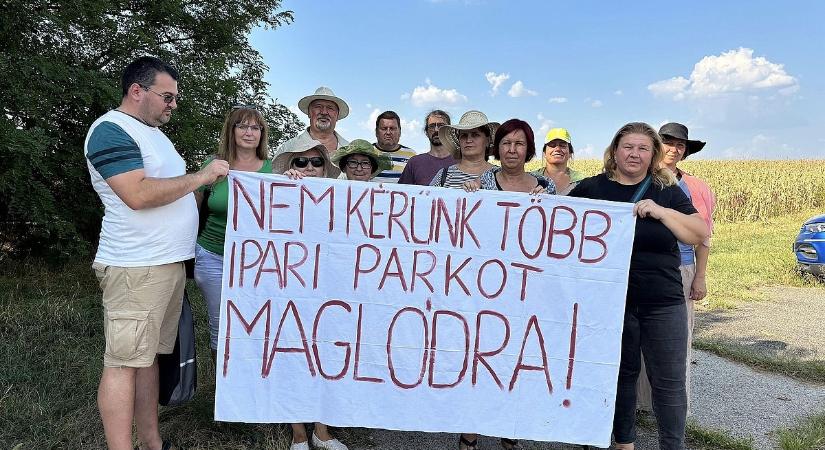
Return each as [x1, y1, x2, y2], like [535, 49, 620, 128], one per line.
[92, 262, 185, 368]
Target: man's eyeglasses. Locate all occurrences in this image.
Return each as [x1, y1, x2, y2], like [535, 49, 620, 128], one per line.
[139, 85, 180, 104]
[235, 123, 263, 132]
[426, 122, 448, 131]
[292, 156, 325, 168]
[346, 159, 373, 169]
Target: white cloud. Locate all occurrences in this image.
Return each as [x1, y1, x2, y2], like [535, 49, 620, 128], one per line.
[508, 80, 538, 97]
[548, 97, 568, 104]
[648, 48, 798, 101]
[359, 108, 382, 131]
[584, 97, 603, 108]
[719, 134, 794, 159]
[536, 113, 556, 138]
[576, 144, 597, 158]
[648, 77, 691, 101]
[401, 118, 421, 135]
[485, 72, 510, 96]
[614, 90, 623, 96]
[403, 79, 468, 107]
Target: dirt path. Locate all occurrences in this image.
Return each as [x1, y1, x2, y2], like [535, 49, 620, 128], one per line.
[352, 287, 825, 450]
[696, 286, 825, 362]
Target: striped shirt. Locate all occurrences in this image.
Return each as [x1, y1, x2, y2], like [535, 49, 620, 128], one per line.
[429, 165, 492, 189]
[372, 144, 416, 184]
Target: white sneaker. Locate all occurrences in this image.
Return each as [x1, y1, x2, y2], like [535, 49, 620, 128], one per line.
[290, 441, 310, 450]
[311, 433, 348, 450]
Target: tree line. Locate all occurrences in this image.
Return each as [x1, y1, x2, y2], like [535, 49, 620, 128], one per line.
[0, 0, 304, 263]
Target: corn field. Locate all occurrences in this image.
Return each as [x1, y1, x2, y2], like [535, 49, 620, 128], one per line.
[520, 159, 825, 223]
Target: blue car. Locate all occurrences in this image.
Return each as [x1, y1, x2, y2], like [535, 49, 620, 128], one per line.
[794, 213, 825, 278]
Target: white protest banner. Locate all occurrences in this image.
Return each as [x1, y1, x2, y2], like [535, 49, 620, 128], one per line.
[215, 170, 635, 447]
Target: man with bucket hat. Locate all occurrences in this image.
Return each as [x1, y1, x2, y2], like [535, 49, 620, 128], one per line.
[636, 122, 716, 414]
[276, 86, 350, 158]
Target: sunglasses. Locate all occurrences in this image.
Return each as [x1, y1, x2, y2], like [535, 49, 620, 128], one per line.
[291, 156, 325, 168]
[139, 85, 180, 104]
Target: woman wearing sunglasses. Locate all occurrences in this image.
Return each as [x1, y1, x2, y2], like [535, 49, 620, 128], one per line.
[331, 139, 392, 182]
[273, 132, 339, 180]
[194, 106, 272, 368]
[271, 134, 349, 450]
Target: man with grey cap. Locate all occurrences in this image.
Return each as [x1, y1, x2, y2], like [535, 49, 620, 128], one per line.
[637, 122, 716, 414]
[276, 86, 350, 158]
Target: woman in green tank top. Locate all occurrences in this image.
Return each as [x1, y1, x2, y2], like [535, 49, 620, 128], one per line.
[193, 106, 272, 364]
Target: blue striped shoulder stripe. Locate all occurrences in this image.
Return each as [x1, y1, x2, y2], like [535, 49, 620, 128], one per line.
[87, 121, 144, 179]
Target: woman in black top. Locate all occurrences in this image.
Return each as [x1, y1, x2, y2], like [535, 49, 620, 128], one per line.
[569, 122, 708, 450]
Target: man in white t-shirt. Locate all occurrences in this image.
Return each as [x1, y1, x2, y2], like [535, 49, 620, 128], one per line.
[84, 56, 228, 450]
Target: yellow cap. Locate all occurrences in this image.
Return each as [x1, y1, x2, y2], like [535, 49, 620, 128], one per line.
[545, 128, 572, 144]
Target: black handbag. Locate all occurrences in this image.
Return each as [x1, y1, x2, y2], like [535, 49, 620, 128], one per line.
[158, 288, 197, 406]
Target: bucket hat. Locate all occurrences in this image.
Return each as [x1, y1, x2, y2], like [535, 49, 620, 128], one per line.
[298, 86, 349, 120]
[437, 110, 499, 158]
[331, 139, 392, 178]
[658, 122, 706, 156]
[272, 133, 340, 177]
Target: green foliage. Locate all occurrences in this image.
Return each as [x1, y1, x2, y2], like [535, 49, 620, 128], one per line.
[705, 209, 822, 309]
[0, 0, 304, 263]
[778, 413, 825, 450]
[685, 420, 755, 450]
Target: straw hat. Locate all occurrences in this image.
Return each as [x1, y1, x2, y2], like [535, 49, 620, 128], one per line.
[272, 133, 340, 177]
[297, 86, 349, 120]
[438, 110, 499, 158]
[331, 139, 392, 178]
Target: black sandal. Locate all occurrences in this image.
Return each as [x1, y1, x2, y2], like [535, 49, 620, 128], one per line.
[134, 441, 176, 450]
[459, 434, 478, 449]
[500, 437, 519, 449]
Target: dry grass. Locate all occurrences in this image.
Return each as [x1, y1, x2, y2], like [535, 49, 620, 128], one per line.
[517, 158, 825, 223]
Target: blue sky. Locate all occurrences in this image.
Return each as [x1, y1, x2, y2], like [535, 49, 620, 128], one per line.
[252, 0, 825, 159]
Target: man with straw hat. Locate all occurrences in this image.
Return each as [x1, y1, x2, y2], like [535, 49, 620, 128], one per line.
[276, 86, 350, 158]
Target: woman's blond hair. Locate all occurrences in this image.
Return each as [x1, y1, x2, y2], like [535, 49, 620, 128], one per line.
[216, 107, 269, 163]
[602, 122, 675, 187]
